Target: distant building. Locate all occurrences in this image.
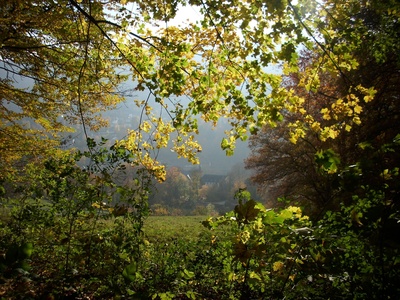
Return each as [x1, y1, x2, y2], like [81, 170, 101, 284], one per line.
[201, 174, 226, 186]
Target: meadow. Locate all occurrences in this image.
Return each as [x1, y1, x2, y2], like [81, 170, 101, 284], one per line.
[143, 215, 210, 243]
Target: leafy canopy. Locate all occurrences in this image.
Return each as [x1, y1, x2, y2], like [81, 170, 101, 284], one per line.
[2, 0, 399, 181]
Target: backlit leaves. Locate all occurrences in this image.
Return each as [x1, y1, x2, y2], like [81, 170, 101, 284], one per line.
[315, 149, 340, 174]
[2, 0, 396, 182]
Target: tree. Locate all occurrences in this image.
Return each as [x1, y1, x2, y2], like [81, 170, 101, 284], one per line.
[246, 0, 400, 214]
[1, 0, 382, 183]
[245, 50, 348, 214]
[1, 0, 128, 179]
[243, 4, 400, 296]
[2, 0, 397, 224]
[245, 120, 338, 214]
[150, 166, 191, 208]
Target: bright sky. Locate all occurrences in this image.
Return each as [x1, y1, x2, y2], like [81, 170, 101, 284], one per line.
[167, 5, 202, 27]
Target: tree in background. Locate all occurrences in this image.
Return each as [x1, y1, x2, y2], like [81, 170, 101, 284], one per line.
[246, 0, 400, 216]
[149, 166, 191, 211]
[245, 50, 345, 215]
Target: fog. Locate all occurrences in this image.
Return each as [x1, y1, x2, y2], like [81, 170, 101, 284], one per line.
[64, 81, 251, 176]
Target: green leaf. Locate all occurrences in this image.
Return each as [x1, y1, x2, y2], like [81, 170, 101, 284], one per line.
[274, 216, 285, 224]
[249, 271, 262, 282]
[185, 291, 198, 300]
[122, 262, 137, 282]
[21, 242, 34, 258]
[262, 210, 283, 225]
[279, 209, 293, 220]
[221, 138, 229, 150]
[358, 141, 372, 150]
[180, 268, 195, 280]
[153, 292, 175, 300]
[315, 149, 340, 173]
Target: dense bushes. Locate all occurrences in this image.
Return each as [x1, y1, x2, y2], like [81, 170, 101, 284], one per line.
[0, 137, 399, 299]
[1, 182, 399, 299]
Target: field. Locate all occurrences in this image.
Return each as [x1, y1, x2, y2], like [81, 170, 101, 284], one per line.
[143, 215, 210, 242]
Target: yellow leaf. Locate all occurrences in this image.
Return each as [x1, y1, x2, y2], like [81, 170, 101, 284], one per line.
[353, 116, 361, 125]
[354, 105, 362, 114]
[311, 121, 321, 132]
[299, 108, 306, 114]
[364, 95, 373, 102]
[321, 108, 331, 120]
[328, 128, 338, 139]
[289, 133, 298, 144]
[92, 202, 101, 209]
[273, 261, 284, 272]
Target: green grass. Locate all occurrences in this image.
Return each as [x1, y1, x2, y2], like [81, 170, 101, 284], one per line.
[143, 215, 210, 243]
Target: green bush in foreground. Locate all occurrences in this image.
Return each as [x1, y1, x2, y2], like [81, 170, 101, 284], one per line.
[1, 183, 399, 299]
[198, 189, 399, 299]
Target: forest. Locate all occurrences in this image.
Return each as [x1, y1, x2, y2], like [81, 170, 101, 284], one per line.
[0, 0, 399, 299]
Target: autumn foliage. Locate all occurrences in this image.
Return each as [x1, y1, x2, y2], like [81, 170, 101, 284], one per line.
[1, 0, 399, 298]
